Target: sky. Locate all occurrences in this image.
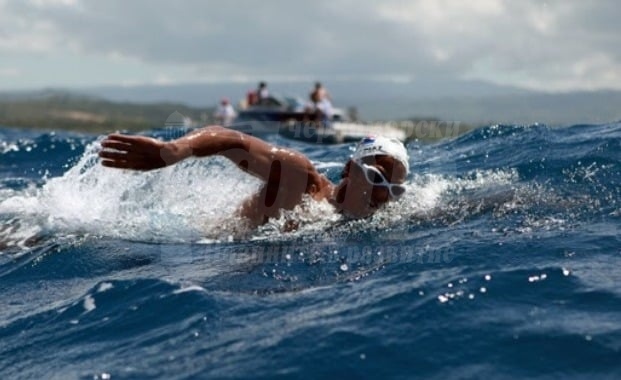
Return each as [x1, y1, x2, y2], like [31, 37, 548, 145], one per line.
[1, 0, 620, 92]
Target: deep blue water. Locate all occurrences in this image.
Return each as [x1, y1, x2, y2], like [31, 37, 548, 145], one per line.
[1, 123, 621, 379]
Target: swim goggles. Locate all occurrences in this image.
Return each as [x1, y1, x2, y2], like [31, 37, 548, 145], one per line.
[355, 161, 406, 198]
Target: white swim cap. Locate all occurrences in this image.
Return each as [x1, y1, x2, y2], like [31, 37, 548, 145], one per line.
[352, 136, 410, 175]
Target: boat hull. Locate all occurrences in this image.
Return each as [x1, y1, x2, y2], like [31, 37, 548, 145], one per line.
[227, 107, 407, 144]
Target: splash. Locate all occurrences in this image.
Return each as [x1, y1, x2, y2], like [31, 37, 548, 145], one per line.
[0, 138, 261, 253]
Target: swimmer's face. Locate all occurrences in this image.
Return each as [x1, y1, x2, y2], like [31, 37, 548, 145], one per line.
[337, 155, 407, 218]
[353, 155, 407, 205]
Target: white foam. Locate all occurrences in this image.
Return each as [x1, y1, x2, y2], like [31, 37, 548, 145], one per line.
[97, 282, 114, 292]
[173, 285, 207, 294]
[0, 141, 20, 154]
[83, 295, 96, 313]
[375, 168, 519, 223]
[0, 139, 262, 248]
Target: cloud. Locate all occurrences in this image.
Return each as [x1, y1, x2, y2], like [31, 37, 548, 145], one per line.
[0, 67, 21, 77]
[1, 0, 621, 91]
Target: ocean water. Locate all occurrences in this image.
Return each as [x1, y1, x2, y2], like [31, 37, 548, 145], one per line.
[1, 123, 621, 379]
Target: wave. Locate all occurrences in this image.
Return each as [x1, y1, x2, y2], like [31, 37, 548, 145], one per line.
[1, 123, 620, 254]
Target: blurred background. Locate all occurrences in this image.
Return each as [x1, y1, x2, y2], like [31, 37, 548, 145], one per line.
[1, 0, 621, 132]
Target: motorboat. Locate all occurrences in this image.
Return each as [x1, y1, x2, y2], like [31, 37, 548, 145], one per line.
[227, 94, 407, 144]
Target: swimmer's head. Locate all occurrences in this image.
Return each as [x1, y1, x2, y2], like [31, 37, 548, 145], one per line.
[352, 136, 409, 176]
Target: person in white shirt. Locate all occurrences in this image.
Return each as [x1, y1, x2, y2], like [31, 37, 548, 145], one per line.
[315, 97, 334, 128]
[257, 82, 269, 105]
[214, 98, 237, 126]
[308, 82, 333, 128]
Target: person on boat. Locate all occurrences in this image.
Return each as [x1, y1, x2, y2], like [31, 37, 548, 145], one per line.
[315, 96, 334, 128]
[309, 82, 333, 128]
[245, 90, 257, 107]
[245, 82, 269, 107]
[213, 97, 237, 126]
[256, 81, 269, 105]
[99, 128, 409, 227]
[309, 81, 330, 105]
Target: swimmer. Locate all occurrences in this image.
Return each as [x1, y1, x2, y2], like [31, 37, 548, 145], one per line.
[99, 127, 409, 227]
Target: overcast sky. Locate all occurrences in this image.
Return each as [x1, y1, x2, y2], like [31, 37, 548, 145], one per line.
[1, 0, 620, 92]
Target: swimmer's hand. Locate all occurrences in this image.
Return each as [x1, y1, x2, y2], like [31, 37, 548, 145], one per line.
[99, 133, 185, 171]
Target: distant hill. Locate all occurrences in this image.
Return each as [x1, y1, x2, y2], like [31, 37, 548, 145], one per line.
[79, 81, 621, 126]
[0, 90, 210, 133]
[364, 91, 621, 126]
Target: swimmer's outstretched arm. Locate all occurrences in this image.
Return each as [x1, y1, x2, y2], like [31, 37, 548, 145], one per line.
[99, 126, 322, 184]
